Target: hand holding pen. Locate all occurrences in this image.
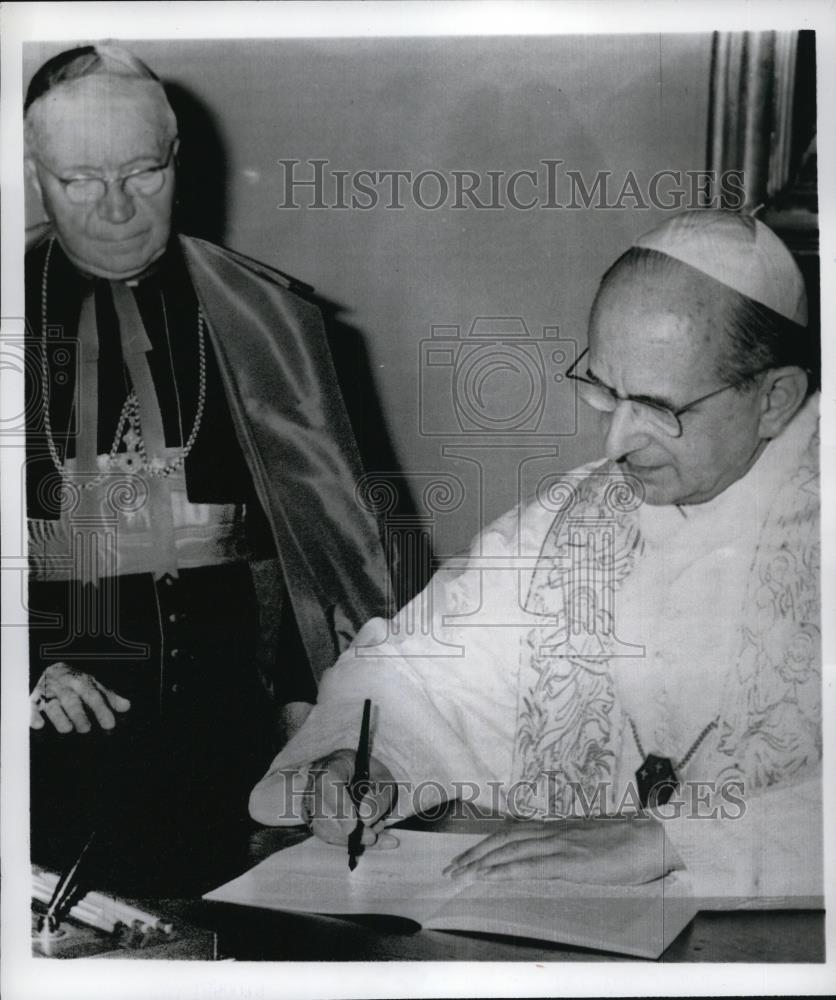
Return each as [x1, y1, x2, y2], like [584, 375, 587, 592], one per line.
[346, 699, 372, 870]
[305, 700, 398, 855]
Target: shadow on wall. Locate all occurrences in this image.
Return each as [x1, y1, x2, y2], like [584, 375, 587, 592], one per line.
[167, 82, 228, 245]
[170, 81, 429, 607]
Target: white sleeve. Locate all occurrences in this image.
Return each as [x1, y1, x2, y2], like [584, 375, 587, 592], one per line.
[249, 506, 535, 826]
[661, 770, 823, 909]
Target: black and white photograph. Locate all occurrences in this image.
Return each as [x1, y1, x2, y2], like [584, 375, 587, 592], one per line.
[1, 2, 833, 997]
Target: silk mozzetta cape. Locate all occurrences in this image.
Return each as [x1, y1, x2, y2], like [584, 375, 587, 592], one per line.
[25, 228, 392, 684]
[179, 236, 391, 680]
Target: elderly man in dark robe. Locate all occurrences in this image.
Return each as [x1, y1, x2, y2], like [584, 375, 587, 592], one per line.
[24, 44, 390, 892]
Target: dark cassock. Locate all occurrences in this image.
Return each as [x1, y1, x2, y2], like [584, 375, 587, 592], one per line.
[26, 230, 391, 893]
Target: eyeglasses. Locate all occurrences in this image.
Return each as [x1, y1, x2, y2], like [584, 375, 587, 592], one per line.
[565, 348, 755, 438]
[34, 140, 176, 205]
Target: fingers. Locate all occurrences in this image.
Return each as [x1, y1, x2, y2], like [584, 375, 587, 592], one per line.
[56, 688, 94, 733]
[73, 680, 117, 730]
[69, 675, 132, 729]
[360, 823, 381, 846]
[443, 818, 674, 885]
[310, 815, 356, 846]
[478, 858, 551, 881]
[30, 702, 45, 729]
[31, 689, 92, 734]
[31, 665, 131, 734]
[354, 783, 396, 830]
[307, 751, 397, 846]
[40, 697, 75, 734]
[310, 760, 363, 845]
[310, 817, 361, 846]
[372, 830, 400, 851]
[310, 815, 381, 847]
[446, 831, 564, 879]
[310, 821, 399, 851]
[107, 690, 132, 713]
[443, 822, 552, 874]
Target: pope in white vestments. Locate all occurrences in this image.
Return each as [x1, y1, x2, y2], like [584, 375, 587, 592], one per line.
[250, 211, 822, 908]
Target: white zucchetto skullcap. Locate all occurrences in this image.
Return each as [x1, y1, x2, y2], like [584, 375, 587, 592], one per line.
[633, 210, 807, 326]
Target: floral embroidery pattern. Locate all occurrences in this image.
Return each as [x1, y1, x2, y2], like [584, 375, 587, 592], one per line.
[715, 432, 821, 792]
[511, 428, 822, 815]
[510, 466, 643, 817]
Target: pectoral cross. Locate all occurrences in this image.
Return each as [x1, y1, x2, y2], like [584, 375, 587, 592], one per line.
[635, 754, 678, 808]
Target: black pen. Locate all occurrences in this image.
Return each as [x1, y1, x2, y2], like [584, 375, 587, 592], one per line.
[347, 698, 372, 872]
[39, 830, 96, 933]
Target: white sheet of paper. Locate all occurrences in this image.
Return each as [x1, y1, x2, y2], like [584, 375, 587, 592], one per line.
[203, 830, 485, 924]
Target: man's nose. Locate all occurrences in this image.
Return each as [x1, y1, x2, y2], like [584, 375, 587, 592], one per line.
[602, 400, 653, 460]
[96, 181, 136, 224]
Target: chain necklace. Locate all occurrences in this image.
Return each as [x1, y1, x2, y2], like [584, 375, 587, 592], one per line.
[628, 715, 719, 808]
[40, 238, 207, 490]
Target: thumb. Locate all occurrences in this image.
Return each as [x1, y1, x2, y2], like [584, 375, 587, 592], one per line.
[355, 779, 396, 826]
[30, 704, 45, 729]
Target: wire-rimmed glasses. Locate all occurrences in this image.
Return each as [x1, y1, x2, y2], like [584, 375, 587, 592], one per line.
[565, 347, 753, 438]
[34, 140, 177, 205]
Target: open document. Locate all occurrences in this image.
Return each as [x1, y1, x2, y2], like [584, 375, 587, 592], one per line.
[204, 831, 697, 959]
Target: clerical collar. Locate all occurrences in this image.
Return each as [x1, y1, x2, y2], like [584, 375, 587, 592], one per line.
[54, 239, 171, 287]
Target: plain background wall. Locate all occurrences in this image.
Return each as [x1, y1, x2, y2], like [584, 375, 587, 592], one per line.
[23, 35, 712, 560]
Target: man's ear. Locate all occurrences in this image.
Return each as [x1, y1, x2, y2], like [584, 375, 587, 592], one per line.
[757, 367, 808, 439]
[24, 157, 43, 203]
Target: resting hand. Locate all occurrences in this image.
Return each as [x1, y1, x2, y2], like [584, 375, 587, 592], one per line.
[444, 816, 683, 885]
[306, 750, 398, 849]
[30, 663, 131, 734]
